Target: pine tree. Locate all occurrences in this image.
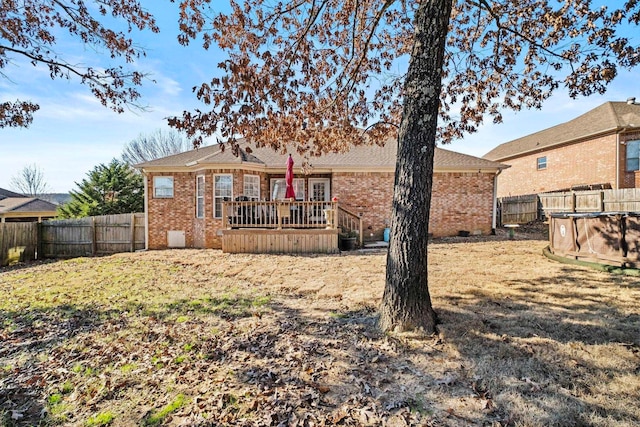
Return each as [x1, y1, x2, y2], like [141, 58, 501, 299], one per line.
[58, 160, 143, 218]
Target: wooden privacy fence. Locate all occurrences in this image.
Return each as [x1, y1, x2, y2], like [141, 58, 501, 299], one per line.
[0, 213, 145, 266]
[540, 188, 640, 216]
[499, 195, 539, 224]
[0, 222, 38, 267]
[498, 189, 640, 225]
[41, 213, 145, 258]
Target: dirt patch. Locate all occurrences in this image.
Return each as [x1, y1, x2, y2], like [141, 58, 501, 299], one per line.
[1, 232, 639, 426]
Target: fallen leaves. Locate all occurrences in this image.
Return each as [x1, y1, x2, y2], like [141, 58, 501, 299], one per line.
[0, 301, 460, 426]
[2, 241, 640, 426]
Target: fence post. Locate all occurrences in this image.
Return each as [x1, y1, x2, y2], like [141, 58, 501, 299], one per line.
[130, 213, 135, 252]
[0, 223, 4, 267]
[91, 217, 97, 256]
[37, 222, 43, 260]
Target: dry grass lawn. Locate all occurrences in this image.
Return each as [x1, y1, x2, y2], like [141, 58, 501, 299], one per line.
[1, 231, 639, 426]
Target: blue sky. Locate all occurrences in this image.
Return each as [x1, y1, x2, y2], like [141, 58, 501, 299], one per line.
[0, 2, 638, 192]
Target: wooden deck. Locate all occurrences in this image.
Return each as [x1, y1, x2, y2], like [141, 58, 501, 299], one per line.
[220, 200, 360, 253]
[222, 228, 339, 254]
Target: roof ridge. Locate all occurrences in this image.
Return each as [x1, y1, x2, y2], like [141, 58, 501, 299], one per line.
[0, 197, 35, 212]
[603, 101, 622, 128]
[437, 146, 507, 168]
[190, 147, 226, 164]
[483, 101, 640, 161]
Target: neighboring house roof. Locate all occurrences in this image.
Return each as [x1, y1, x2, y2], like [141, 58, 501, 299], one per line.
[0, 187, 27, 200]
[0, 197, 58, 214]
[484, 101, 640, 161]
[137, 138, 507, 172]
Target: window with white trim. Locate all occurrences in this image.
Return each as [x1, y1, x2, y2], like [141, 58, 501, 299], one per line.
[270, 178, 305, 200]
[153, 176, 174, 198]
[214, 174, 233, 218]
[243, 175, 260, 200]
[537, 156, 547, 170]
[196, 175, 205, 218]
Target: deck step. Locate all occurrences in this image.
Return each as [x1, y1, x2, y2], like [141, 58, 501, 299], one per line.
[362, 241, 389, 249]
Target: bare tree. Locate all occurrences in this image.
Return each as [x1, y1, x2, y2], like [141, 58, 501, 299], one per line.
[10, 164, 50, 197]
[121, 129, 194, 166]
[169, 0, 640, 333]
[0, 1, 159, 128]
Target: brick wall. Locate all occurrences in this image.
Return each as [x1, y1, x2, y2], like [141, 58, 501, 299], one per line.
[146, 170, 270, 249]
[495, 134, 621, 198]
[332, 172, 394, 240]
[431, 172, 496, 237]
[146, 172, 196, 250]
[147, 169, 497, 248]
[331, 171, 495, 239]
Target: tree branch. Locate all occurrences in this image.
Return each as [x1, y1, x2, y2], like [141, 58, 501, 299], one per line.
[320, 0, 395, 112]
[473, 0, 572, 62]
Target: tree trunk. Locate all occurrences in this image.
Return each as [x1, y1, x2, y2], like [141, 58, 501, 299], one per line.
[379, 0, 453, 334]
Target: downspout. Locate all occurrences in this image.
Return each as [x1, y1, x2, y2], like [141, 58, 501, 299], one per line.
[616, 132, 620, 190]
[492, 168, 503, 234]
[143, 171, 149, 251]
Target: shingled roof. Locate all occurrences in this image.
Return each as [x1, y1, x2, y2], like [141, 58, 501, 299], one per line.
[0, 197, 58, 214]
[137, 138, 506, 172]
[0, 188, 26, 200]
[484, 101, 640, 161]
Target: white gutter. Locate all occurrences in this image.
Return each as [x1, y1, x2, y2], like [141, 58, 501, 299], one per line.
[492, 168, 503, 232]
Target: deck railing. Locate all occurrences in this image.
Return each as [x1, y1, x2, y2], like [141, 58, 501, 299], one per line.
[222, 200, 339, 229]
[337, 206, 364, 247]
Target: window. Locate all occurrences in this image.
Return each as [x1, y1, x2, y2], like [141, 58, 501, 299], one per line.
[537, 156, 547, 170]
[270, 178, 305, 200]
[309, 178, 330, 201]
[196, 175, 205, 218]
[153, 176, 174, 198]
[243, 175, 260, 200]
[626, 140, 640, 171]
[214, 174, 233, 218]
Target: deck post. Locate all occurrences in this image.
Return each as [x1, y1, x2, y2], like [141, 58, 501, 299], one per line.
[277, 201, 282, 229]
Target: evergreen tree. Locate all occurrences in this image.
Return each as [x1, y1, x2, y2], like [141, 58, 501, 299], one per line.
[58, 160, 143, 218]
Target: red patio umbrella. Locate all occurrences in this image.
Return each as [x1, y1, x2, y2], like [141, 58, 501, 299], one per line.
[285, 154, 296, 199]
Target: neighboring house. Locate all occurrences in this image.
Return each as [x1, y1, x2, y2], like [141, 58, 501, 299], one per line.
[0, 188, 25, 199]
[137, 140, 506, 250]
[484, 99, 640, 198]
[0, 188, 58, 222]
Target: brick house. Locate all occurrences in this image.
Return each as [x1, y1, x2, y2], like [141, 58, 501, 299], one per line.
[137, 140, 506, 250]
[484, 99, 640, 198]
